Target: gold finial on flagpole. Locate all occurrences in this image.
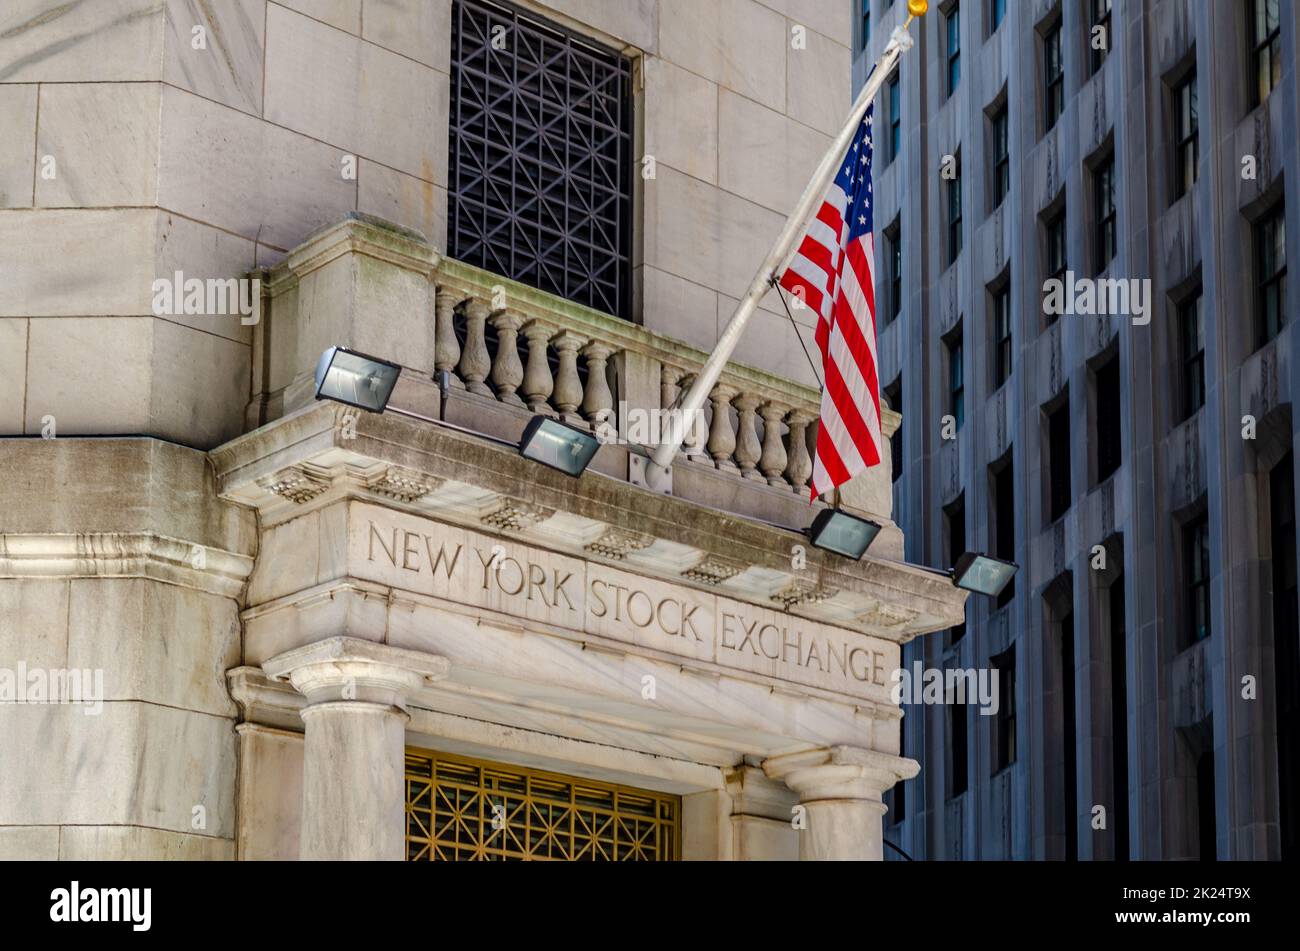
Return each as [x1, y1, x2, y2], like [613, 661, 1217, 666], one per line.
[906, 0, 928, 16]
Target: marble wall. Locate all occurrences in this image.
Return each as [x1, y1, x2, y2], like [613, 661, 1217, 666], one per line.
[0, 0, 852, 448]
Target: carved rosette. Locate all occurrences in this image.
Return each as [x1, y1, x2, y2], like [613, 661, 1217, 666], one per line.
[258, 465, 331, 504]
[585, 527, 654, 560]
[681, 554, 746, 586]
[480, 499, 555, 532]
[771, 578, 839, 609]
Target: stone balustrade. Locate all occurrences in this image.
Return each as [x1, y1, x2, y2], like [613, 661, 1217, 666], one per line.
[432, 256, 864, 497]
[251, 216, 898, 522]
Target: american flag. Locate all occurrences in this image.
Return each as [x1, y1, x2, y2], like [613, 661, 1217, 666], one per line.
[778, 106, 881, 501]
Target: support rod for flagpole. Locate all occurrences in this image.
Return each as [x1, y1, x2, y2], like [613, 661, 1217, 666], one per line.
[647, 3, 926, 482]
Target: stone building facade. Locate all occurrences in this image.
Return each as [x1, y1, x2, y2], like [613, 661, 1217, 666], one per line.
[857, 0, 1299, 859]
[0, 0, 965, 860]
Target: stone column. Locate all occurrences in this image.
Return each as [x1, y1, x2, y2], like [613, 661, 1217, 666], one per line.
[263, 637, 450, 861]
[763, 746, 918, 861]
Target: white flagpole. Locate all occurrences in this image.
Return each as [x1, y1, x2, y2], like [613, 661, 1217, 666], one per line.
[648, 5, 925, 479]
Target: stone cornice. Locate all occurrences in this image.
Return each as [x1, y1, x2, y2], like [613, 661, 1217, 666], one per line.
[0, 532, 254, 598]
[211, 403, 965, 641]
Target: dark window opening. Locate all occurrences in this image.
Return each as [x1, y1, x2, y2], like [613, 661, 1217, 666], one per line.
[948, 156, 963, 264]
[449, 0, 633, 318]
[947, 495, 967, 645]
[1048, 397, 1072, 521]
[1093, 156, 1117, 273]
[1197, 750, 1217, 860]
[887, 71, 902, 163]
[1089, 0, 1112, 75]
[991, 107, 1009, 209]
[1045, 206, 1067, 327]
[885, 377, 903, 483]
[1180, 291, 1205, 419]
[948, 681, 969, 798]
[1252, 0, 1282, 107]
[989, 0, 1005, 34]
[1256, 203, 1287, 349]
[1095, 356, 1122, 483]
[1044, 24, 1064, 132]
[1110, 577, 1130, 860]
[1062, 609, 1078, 861]
[947, 325, 965, 432]
[1185, 513, 1211, 645]
[946, 4, 962, 97]
[993, 645, 1016, 772]
[993, 286, 1012, 388]
[994, 460, 1016, 608]
[886, 219, 902, 324]
[861, 0, 871, 49]
[1271, 455, 1299, 859]
[1173, 71, 1198, 201]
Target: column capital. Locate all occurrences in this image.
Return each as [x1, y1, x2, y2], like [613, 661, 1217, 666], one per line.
[763, 745, 918, 801]
[262, 637, 449, 711]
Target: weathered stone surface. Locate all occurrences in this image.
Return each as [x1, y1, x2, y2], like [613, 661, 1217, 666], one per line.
[57, 825, 235, 860]
[536, 0, 657, 52]
[0, 319, 27, 431]
[66, 578, 241, 718]
[0, 209, 156, 317]
[163, 0, 266, 115]
[645, 58, 719, 185]
[659, 0, 786, 111]
[357, 160, 447, 248]
[0, 0, 165, 83]
[157, 85, 356, 252]
[265, 3, 448, 184]
[362, 0, 451, 71]
[275, 0, 362, 34]
[0, 702, 236, 836]
[0, 84, 37, 207]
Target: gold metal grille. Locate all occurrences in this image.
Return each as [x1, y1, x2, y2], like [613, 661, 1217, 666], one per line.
[405, 748, 680, 861]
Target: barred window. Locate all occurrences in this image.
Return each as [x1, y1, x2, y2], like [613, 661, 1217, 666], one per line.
[449, 0, 633, 319]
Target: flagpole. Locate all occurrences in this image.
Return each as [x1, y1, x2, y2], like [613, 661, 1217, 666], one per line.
[647, 2, 927, 481]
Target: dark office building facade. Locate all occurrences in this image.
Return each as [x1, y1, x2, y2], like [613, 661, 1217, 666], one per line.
[857, 0, 1300, 859]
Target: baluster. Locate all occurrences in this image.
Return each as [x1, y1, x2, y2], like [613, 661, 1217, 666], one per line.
[580, 341, 614, 434]
[434, 287, 463, 388]
[551, 331, 587, 425]
[458, 298, 492, 396]
[489, 310, 525, 405]
[785, 409, 815, 494]
[733, 393, 763, 481]
[759, 400, 789, 486]
[521, 320, 555, 414]
[707, 383, 738, 472]
[675, 373, 707, 458]
[806, 418, 822, 497]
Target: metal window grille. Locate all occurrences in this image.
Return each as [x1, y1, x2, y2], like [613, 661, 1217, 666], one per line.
[406, 748, 680, 861]
[449, 0, 634, 319]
